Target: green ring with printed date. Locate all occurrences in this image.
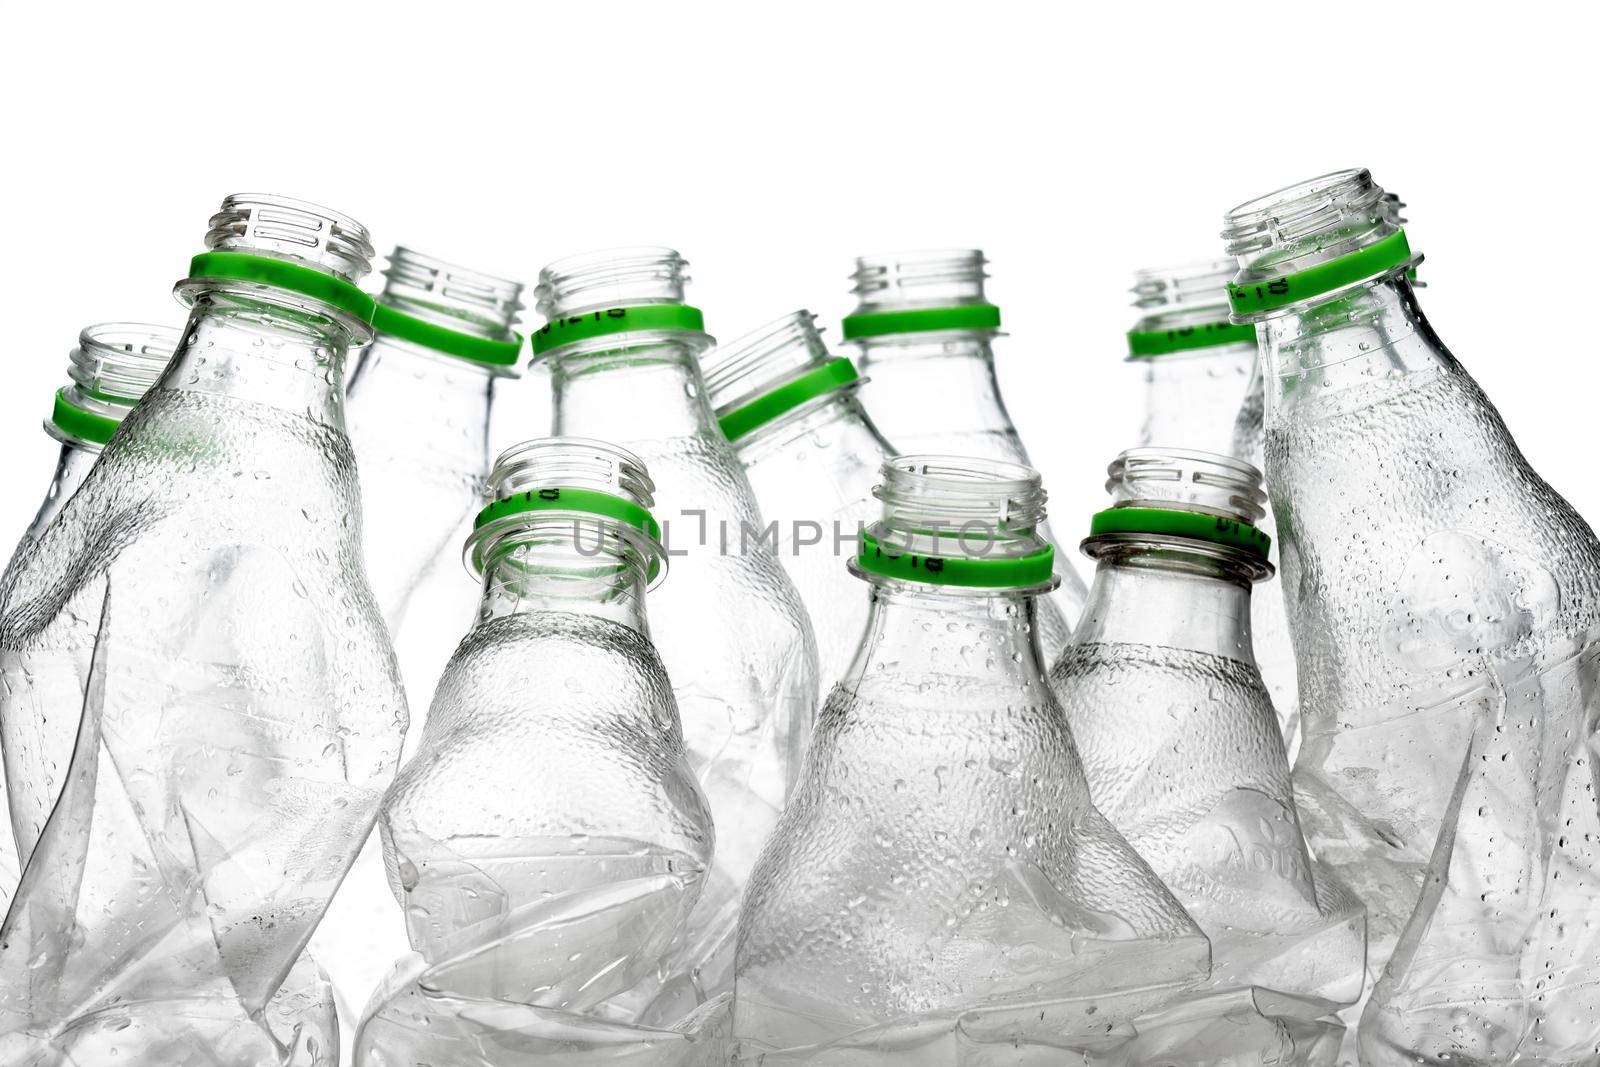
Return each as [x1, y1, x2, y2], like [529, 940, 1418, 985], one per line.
[718, 358, 861, 441]
[470, 486, 664, 580]
[372, 303, 524, 367]
[1126, 320, 1257, 358]
[840, 303, 1002, 340]
[183, 251, 377, 324]
[530, 304, 706, 356]
[855, 529, 1056, 588]
[49, 390, 121, 446]
[1227, 230, 1413, 316]
[1087, 506, 1271, 559]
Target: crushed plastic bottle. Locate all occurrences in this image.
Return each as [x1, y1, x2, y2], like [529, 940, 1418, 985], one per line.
[1125, 261, 1299, 751]
[332, 247, 525, 1027]
[0, 322, 176, 907]
[356, 437, 728, 1065]
[1224, 168, 1600, 1065]
[0, 194, 406, 1064]
[734, 454, 1210, 1062]
[842, 249, 1088, 656]
[702, 310, 894, 684]
[1050, 447, 1366, 1062]
[530, 248, 819, 1001]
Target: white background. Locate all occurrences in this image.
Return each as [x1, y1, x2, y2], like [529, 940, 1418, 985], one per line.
[2, 2, 1596, 584]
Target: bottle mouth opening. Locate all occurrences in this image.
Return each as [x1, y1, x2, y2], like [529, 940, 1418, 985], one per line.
[487, 436, 656, 508]
[380, 246, 524, 339]
[204, 193, 375, 284]
[69, 322, 179, 402]
[535, 246, 690, 319]
[875, 454, 1049, 541]
[849, 248, 990, 310]
[1104, 446, 1265, 523]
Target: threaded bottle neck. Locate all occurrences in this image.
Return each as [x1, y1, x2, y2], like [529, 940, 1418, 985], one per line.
[535, 246, 692, 319]
[849, 249, 990, 312]
[204, 193, 374, 283]
[47, 322, 178, 448]
[378, 246, 523, 342]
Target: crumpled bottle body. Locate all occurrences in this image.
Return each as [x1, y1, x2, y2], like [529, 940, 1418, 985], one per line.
[357, 611, 724, 1064]
[1268, 364, 1600, 1063]
[734, 595, 1210, 1063]
[0, 388, 404, 1064]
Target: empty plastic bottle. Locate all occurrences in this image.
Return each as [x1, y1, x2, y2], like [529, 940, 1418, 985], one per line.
[0, 194, 405, 1064]
[1050, 447, 1365, 1060]
[0, 323, 175, 906]
[702, 309, 894, 684]
[330, 248, 525, 1028]
[1126, 262, 1298, 749]
[357, 437, 726, 1065]
[1224, 168, 1600, 1065]
[842, 249, 1088, 656]
[530, 248, 818, 998]
[734, 455, 1210, 1061]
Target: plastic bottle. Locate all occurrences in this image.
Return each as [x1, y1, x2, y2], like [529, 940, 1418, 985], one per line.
[357, 437, 726, 1065]
[1125, 261, 1298, 750]
[701, 309, 894, 684]
[1224, 168, 1600, 1064]
[0, 194, 405, 1064]
[530, 248, 818, 998]
[734, 454, 1209, 1060]
[0, 323, 175, 906]
[842, 249, 1088, 656]
[1050, 447, 1366, 1062]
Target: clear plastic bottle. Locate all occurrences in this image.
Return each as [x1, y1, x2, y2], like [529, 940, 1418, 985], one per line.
[842, 249, 1088, 657]
[357, 437, 726, 1065]
[1224, 169, 1600, 1064]
[1050, 447, 1365, 1060]
[1126, 263, 1299, 751]
[0, 323, 175, 906]
[530, 248, 819, 998]
[701, 309, 894, 685]
[734, 455, 1210, 1061]
[330, 248, 526, 1035]
[0, 194, 405, 1064]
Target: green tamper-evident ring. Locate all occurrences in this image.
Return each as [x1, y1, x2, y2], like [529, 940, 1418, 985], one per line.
[372, 303, 524, 367]
[840, 304, 1001, 340]
[1227, 230, 1413, 316]
[718, 358, 860, 441]
[530, 304, 706, 356]
[185, 251, 377, 324]
[856, 529, 1056, 589]
[1088, 506, 1271, 559]
[1127, 320, 1257, 358]
[50, 389, 121, 445]
[472, 485, 663, 580]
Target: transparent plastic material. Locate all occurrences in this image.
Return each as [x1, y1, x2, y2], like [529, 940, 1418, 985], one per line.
[703, 310, 894, 684]
[0, 323, 177, 908]
[1128, 263, 1299, 748]
[0, 194, 404, 1064]
[734, 455, 1211, 1061]
[844, 250, 1087, 655]
[532, 248, 819, 1003]
[333, 248, 524, 1023]
[1227, 169, 1600, 1064]
[356, 438, 728, 1064]
[1050, 447, 1366, 1062]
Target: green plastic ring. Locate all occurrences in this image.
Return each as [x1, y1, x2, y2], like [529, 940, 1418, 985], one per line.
[856, 529, 1056, 589]
[718, 359, 860, 441]
[530, 304, 706, 356]
[184, 252, 377, 324]
[471, 486, 663, 580]
[1127, 320, 1257, 358]
[1087, 506, 1271, 559]
[372, 303, 523, 367]
[1227, 230, 1413, 316]
[840, 304, 1001, 340]
[49, 390, 121, 446]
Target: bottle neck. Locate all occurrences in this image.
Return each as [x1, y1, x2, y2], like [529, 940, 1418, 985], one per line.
[1072, 550, 1256, 665]
[21, 442, 100, 548]
[546, 339, 719, 441]
[851, 331, 1016, 442]
[345, 338, 495, 468]
[1138, 342, 1257, 455]
[157, 290, 363, 430]
[1254, 275, 1446, 425]
[474, 521, 651, 634]
[849, 580, 1047, 681]
[734, 388, 888, 467]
